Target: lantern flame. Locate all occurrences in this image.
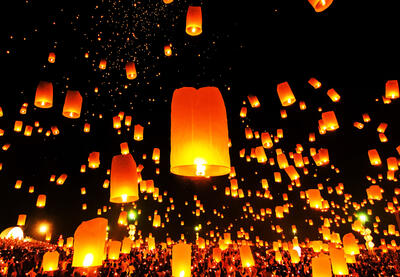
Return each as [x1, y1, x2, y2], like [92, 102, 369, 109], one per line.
[83, 253, 94, 267]
[194, 158, 206, 176]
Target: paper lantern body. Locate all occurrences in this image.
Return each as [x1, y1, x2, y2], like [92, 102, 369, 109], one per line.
[42, 251, 59, 272]
[17, 214, 26, 226]
[126, 62, 137, 80]
[308, 0, 334, 12]
[172, 243, 191, 277]
[277, 82, 296, 106]
[62, 90, 82, 119]
[110, 154, 138, 203]
[239, 245, 255, 267]
[312, 253, 332, 277]
[108, 240, 121, 260]
[35, 81, 53, 108]
[72, 217, 108, 267]
[171, 87, 230, 177]
[121, 237, 133, 254]
[343, 233, 360, 255]
[330, 248, 349, 275]
[186, 6, 202, 36]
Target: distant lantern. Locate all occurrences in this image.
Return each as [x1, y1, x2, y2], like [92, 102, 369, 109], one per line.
[72, 217, 108, 267]
[62, 90, 82, 119]
[368, 149, 381, 166]
[343, 233, 360, 255]
[385, 80, 399, 99]
[88, 152, 100, 169]
[99, 59, 107, 70]
[213, 247, 221, 262]
[17, 214, 27, 226]
[308, 0, 334, 12]
[118, 211, 128, 226]
[186, 6, 202, 36]
[308, 78, 322, 89]
[327, 88, 341, 102]
[48, 52, 56, 63]
[170, 87, 230, 177]
[239, 245, 255, 267]
[108, 240, 121, 260]
[321, 111, 339, 131]
[247, 95, 260, 108]
[277, 82, 296, 106]
[42, 251, 59, 272]
[172, 243, 191, 277]
[110, 153, 138, 203]
[134, 124, 144, 141]
[36, 194, 46, 208]
[126, 62, 137, 80]
[35, 81, 53, 108]
[164, 45, 172, 56]
[121, 237, 132, 254]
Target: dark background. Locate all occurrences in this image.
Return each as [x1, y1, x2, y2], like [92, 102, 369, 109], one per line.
[0, 0, 399, 244]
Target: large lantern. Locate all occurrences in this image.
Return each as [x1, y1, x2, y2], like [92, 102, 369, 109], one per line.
[239, 245, 255, 267]
[110, 153, 138, 203]
[34, 81, 53, 108]
[172, 243, 191, 277]
[330, 248, 349, 275]
[343, 233, 359, 255]
[170, 87, 230, 177]
[72, 217, 108, 267]
[308, 0, 334, 12]
[277, 82, 296, 106]
[108, 240, 121, 260]
[311, 253, 332, 277]
[62, 90, 82, 119]
[186, 6, 202, 36]
[42, 251, 59, 272]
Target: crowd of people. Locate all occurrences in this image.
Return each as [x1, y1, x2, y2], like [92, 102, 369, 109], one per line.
[0, 238, 399, 276]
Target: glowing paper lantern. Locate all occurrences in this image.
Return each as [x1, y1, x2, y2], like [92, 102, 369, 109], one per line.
[277, 81, 296, 106]
[312, 253, 332, 277]
[368, 149, 381, 166]
[36, 194, 46, 208]
[343, 233, 359, 255]
[126, 62, 137, 80]
[34, 81, 53, 108]
[134, 124, 144, 141]
[48, 52, 56, 63]
[88, 152, 100, 169]
[385, 80, 399, 99]
[72, 217, 108, 267]
[170, 87, 230, 177]
[212, 247, 221, 262]
[108, 240, 121, 260]
[110, 154, 138, 203]
[99, 59, 107, 70]
[330, 248, 349, 275]
[321, 111, 339, 131]
[308, 0, 334, 12]
[62, 90, 82, 119]
[308, 78, 322, 89]
[121, 237, 133, 254]
[327, 89, 340, 102]
[186, 6, 202, 36]
[247, 95, 260, 108]
[17, 214, 26, 226]
[239, 245, 255, 267]
[164, 45, 172, 56]
[172, 243, 191, 277]
[42, 251, 59, 272]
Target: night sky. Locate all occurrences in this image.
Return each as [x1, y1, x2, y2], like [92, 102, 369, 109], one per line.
[0, 0, 400, 245]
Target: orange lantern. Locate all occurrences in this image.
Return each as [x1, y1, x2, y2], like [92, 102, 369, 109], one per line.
[108, 240, 121, 260]
[239, 245, 255, 267]
[34, 81, 53, 108]
[172, 243, 191, 277]
[62, 90, 82, 119]
[186, 6, 202, 36]
[308, 0, 334, 12]
[311, 253, 332, 277]
[368, 149, 381, 166]
[134, 124, 144, 141]
[36, 194, 46, 208]
[170, 87, 230, 177]
[42, 251, 59, 272]
[164, 45, 172, 56]
[99, 59, 107, 70]
[277, 81, 296, 106]
[88, 152, 100, 169]
[327, 89, 340, 102]
[72, 217, 108, 267]
[110, 153, 138, 203]
[48, 52, 56, 63]
[126, 62, 137, 80]
[385, 80, 399, 99]
[17, 214, 26, 226]
[321, 111, 339, 131]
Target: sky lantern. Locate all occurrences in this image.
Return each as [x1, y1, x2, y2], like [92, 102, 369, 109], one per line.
[308, 0, 334, 12]
[308, 78, 322, 89]
[343, 233, 359, 255]
[240, 107, 247, 118]
[327, 88, 341, 102]
[66, 237, 74, 248]
[126, 62, 137, 80]
[321, 111, 339, 131]
[277, 81, 296, 106]
[289, 249, 300, 264]
[110, 154, 138, 203]
[118, 211, 128, 226]
[134, 124, 144, 141]
[148, 236, 155, 250]
[42, 251, 59, 272]
[121, 237, 132, 254]
[239, 245, 255, 267]
[99, 59, 107, 70]
[330, 248, 349, 275]
[62, 90, 82, 119]
[312, 253, 332, 277]
[368, 149, 381, 166]
[113, 116, 121, 129]
[366, 185, 383, 200]
[307, 189, 323, 209]
[34, 81, 53, 108]
[385, 80, 399, 99]
[17, 214, 26, 226]
[255, 146, 267, 163]
[108, 240, 121, 260]
[48, 52, 56, 63]
[72, 217, 108, 267]
[88, 152, 100, 169]
[164, 45, 172, 56]
[247, 95, 260, 108]
[186, 6, 202, 36]
[170, 87, 230, 177]
[212, 247, 221, 262]
[120, 142, 129, 155]
[285, 166, 300, 181]
[36, 194, 46, 208]
[172, 243, 191, 277]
